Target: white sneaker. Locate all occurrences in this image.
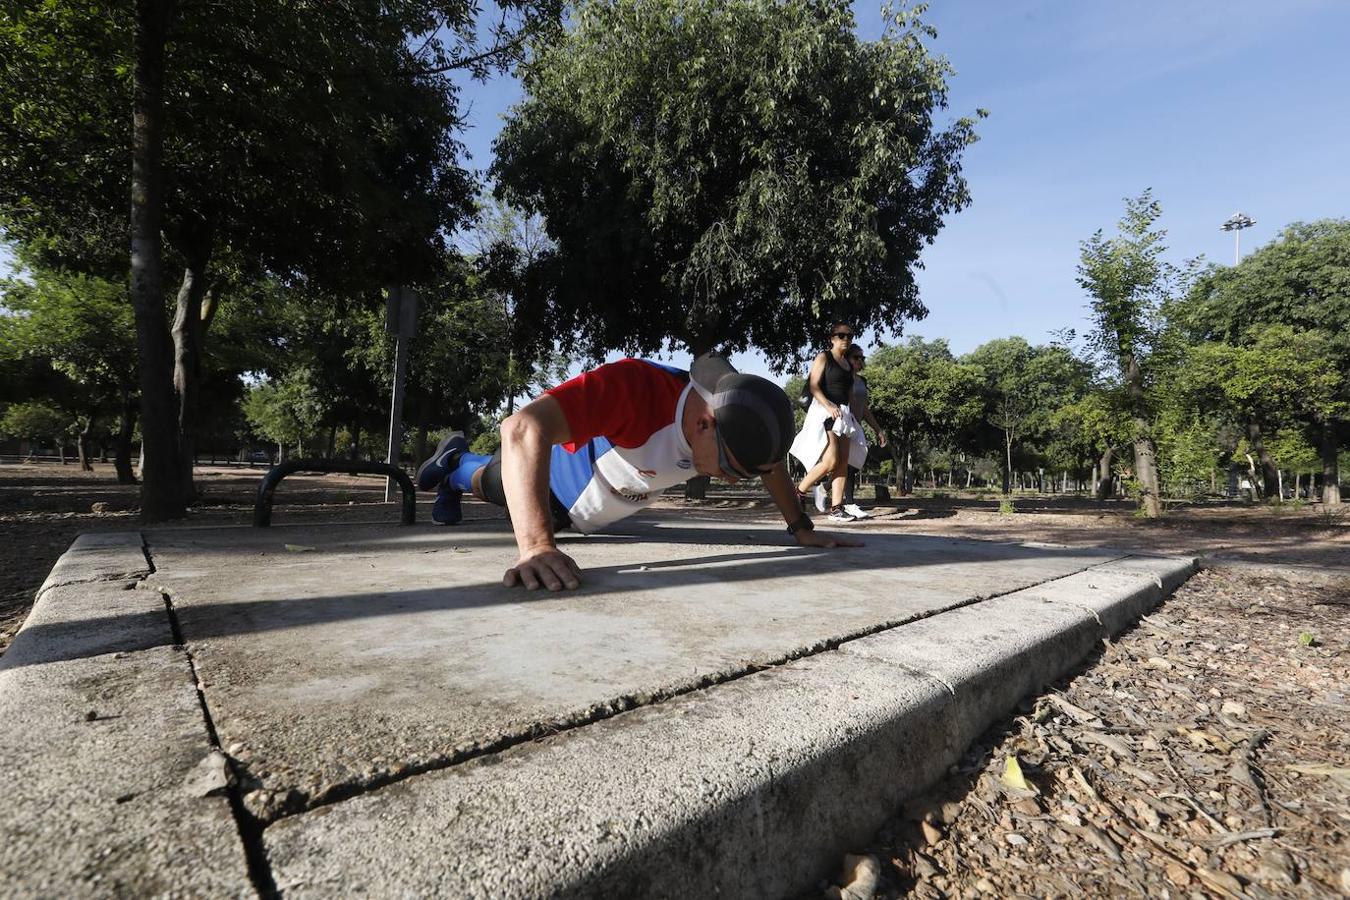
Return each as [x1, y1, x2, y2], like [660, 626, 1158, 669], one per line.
[843, 503, 871, 519]
[813, 484, 828, 512]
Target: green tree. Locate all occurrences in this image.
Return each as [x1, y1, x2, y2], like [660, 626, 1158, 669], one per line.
[241, 368, 328, 460]
[1178, 219, 1350, 503]
[1167, 325, 1342, 501]
[960, 338, 1090, 494]
[1076, 191, 1192, 517]
[1050, 388, 1130, 500]
[0, 263, 139, 479]
[467, 194, 572, 413]
[0, 401, 71, 459]
[493, 0, 983, 367]
[867, 337, 983, 494]
[2, 0, 560, 519]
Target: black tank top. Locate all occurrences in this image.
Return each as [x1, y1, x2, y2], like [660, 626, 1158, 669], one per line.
[820, 352, 854, 405]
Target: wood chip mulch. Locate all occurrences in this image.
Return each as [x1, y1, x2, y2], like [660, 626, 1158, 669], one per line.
[826, 566, 1349, 900]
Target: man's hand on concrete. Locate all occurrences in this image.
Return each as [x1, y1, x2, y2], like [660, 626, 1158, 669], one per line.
[795, 529, 863, 549]
[504, 547, 583, 591]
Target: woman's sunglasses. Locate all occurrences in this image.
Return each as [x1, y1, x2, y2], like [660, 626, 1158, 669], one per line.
[832, 332, 853, 340]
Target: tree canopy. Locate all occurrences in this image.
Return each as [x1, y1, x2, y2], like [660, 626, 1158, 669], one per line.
[493, 0, 983, 368]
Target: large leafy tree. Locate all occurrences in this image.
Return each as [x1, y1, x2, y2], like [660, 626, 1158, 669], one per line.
[1177, 220, 1350, 503]
[1050, 388, 1130, 500]
[0, 262, 139, 479]
[493, 0, 982, 368]
[1165, 325, 1342, 500]
[1, 0, 560, 519]
[959, 338, 1090, 494]
[1076, 191, 1193, 517]
[0, 401, 71, 460]
[867, 337, 983, 494]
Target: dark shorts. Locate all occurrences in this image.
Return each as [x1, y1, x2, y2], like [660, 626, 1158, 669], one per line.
[479, 451, 573, 533]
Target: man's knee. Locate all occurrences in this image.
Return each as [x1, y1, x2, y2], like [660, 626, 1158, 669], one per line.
[478, 452, 507, 506]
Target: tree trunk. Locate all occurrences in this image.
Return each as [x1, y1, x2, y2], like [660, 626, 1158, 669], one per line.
[1244, 453, 1260, 500]
[171, 240, 212, 504]
[327, 423, 338, 459]
[131, 0, 186, 521]
[684, 474, 709, 500]
[892, 439, 911, 497]
[1121, 354, 1162, 517]
[1246, 422, 1279, 501]
[350, 422, 361, 460]
[77, 417, 94, 471]
[414, 425, 428, 465]
[1131, 430, 1163, 516]
[1319, 423, 1342, 505]
[1090, 447, 1112, 504]
[1002, 431, 1013, 494]
[114, 389, 138, 484]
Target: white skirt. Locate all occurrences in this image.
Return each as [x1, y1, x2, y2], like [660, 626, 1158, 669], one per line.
[789, 400, 869, 471]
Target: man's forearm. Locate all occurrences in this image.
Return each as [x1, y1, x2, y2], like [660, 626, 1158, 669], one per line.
[499, 415, 559, 555]
[761, 463, 805, 524]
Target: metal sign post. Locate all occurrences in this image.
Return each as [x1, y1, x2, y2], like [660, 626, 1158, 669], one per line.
[384, 286, 418, 502]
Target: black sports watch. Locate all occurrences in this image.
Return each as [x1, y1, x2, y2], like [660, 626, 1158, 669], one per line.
[787, 513, 815, 535]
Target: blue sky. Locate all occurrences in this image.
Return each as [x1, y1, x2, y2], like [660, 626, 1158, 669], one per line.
[448, 0, 1350, 376]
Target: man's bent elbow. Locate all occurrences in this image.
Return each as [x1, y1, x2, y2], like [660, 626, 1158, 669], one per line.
[499, 412, 535, 450]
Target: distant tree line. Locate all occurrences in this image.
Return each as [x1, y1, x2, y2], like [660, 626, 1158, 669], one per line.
[848, 203, 1349, 510]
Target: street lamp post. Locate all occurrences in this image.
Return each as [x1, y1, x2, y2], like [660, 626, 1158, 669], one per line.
[1220, 212, 1256, 265]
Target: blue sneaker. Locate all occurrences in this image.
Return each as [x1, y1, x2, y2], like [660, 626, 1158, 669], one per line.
[431, 485, 463, 525]
[416, 433, 468, 491]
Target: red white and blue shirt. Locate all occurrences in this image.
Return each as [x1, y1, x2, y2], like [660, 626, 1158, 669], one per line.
[544, 358, 695, 533]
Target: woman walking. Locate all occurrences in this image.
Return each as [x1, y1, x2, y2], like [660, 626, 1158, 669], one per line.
[840, 343, 887, 518]
[789, 323, 865, 521]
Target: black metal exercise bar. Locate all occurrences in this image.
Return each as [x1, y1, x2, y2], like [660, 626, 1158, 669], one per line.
[253, 458, 416, 527]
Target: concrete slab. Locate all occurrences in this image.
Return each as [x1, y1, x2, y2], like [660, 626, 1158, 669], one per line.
[263, 652, 957, 899]
[260, 544, 1194, 899]
[0, 577, 253, 898]
[3, 515, 1196, 897]
[137, 518, 1124, 820]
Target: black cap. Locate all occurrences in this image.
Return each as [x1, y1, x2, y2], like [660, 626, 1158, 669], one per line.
[689, 353, 794, 477]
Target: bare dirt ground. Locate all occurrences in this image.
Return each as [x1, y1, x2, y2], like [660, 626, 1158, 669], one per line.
[3, 462, 1347, 897]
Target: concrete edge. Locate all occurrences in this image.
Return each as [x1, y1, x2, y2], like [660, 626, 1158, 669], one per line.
[0, 537, 256, 897]
[35, 530, 149, 599]
[261, 554, 1197, 898]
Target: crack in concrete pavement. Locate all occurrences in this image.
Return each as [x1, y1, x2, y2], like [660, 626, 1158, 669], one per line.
[141, 536, 279, 900]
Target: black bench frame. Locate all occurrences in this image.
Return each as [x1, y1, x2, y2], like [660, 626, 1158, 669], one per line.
[253, 459, 416, 527]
